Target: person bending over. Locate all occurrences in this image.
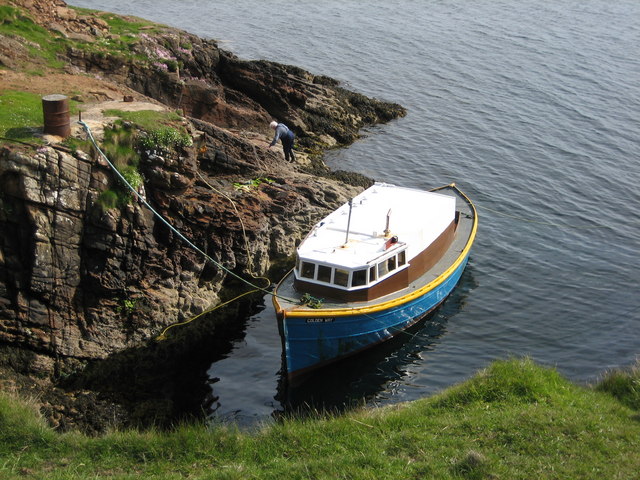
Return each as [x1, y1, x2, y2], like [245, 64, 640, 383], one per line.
[268, 121, 296, 162]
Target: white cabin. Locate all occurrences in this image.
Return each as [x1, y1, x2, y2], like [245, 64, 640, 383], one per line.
[294, 183, 456, 299]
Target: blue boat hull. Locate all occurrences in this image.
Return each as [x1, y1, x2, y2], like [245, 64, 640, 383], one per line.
[281, 255, 469, 378]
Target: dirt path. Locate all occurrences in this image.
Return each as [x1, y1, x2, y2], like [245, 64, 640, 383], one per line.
[0, 70, 142, 100]
[72, 100, 168, 139]
[1, 70, 172, 140]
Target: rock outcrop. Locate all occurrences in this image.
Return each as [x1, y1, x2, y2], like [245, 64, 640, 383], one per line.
[0, 0, 406, 431]
[0, 122, 365, 373]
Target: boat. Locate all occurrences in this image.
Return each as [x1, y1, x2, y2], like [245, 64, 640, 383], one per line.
[272, 182, 478, 383]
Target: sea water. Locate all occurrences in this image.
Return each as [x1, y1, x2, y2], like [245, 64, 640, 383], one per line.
[68, 0, 640, 426]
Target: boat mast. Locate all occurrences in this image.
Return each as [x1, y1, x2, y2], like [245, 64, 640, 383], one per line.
[384, 209, 392, 237]
[344, 199, 353, 245]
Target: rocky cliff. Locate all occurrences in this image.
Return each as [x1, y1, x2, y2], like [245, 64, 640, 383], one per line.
[0, 0, 405, 430]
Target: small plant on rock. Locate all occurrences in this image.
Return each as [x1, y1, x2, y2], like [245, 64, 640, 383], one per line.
[116, 298, 137, 316]
[139, 126, 192, 151]
[232, 177, 274, 192]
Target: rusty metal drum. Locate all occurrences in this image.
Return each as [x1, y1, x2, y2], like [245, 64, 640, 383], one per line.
[42, 94, 71, 137]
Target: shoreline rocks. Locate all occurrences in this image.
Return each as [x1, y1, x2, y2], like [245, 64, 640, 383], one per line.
[0, 0, 406, 432]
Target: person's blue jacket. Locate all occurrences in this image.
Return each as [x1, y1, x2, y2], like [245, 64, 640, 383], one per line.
[270, 123, 292, 146]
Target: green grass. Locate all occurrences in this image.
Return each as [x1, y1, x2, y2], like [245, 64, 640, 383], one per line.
[1, 358, 639, 479]
[61, 136, 94, 155]
[0, 90, 81, 143]
[96, 189, 120, 211]
[0, 5, 66, 69]
[96, 123, 143, 209]
[103, 110, 193, 151]
[103, 109, 183, 132]
[0, 4, 165, 74]
[0, 90, 45, 142]
[96, 11, 161, 36]
[90, 114, 191, 210]
[69, 8, 163, 62]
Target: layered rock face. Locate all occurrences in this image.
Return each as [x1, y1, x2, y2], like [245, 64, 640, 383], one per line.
[0, 128, 365, 375]
[0, 0, 405, 381]
[1, 146, 95, 371]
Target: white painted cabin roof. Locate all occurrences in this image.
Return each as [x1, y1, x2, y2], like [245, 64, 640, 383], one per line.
[297, 183, 456, 269]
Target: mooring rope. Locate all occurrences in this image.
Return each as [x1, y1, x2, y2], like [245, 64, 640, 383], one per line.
[195, 170, 269, 284]
[155, 287, 265, 341]
[78, 121, 299, 314]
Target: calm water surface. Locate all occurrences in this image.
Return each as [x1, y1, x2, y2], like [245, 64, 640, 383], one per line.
[70, 0, 640, 426]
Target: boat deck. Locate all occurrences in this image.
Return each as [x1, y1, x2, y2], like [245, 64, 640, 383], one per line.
[275, 185, 476, 312]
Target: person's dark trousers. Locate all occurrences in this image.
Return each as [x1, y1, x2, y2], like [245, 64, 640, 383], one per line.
[283, 131, 296, 162]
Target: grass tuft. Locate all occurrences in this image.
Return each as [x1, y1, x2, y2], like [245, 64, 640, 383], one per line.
[451, 450, 490, 480]
[430, 357, 565, 409]
[595, 358, 640, 410]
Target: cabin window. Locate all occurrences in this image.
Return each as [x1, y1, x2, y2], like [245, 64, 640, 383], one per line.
[369, 266, 377, 283]
[387, 256, 397, 271]
[352, 269, 367, 287]
[317, 265, 332, 283]
[377, 261, 389, 277]
[301, 261, 316, 279]
[334, 268, 349, 287]
[374, 252, 406, 281]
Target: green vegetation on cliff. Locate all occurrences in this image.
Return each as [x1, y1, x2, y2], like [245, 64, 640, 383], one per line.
[72, 6, 159, 36]
[92, 109, 193, 210]
[1, 358, 639, 479]
[0, 5, 66, 70]
[72, 9, 161, 62]
[0, 4, 158, 71]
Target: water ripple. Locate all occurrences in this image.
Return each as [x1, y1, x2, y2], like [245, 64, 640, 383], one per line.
[68, 0, 640, 425]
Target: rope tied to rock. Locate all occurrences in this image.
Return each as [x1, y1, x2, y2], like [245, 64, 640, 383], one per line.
[78, 121, 298, 338]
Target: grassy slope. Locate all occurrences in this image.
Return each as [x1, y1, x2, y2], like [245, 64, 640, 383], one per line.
[1, 358, 638, 479]
[0, 4, 157, 144]
[0, 5, 66, 71]
[0, 4, 159, 69]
